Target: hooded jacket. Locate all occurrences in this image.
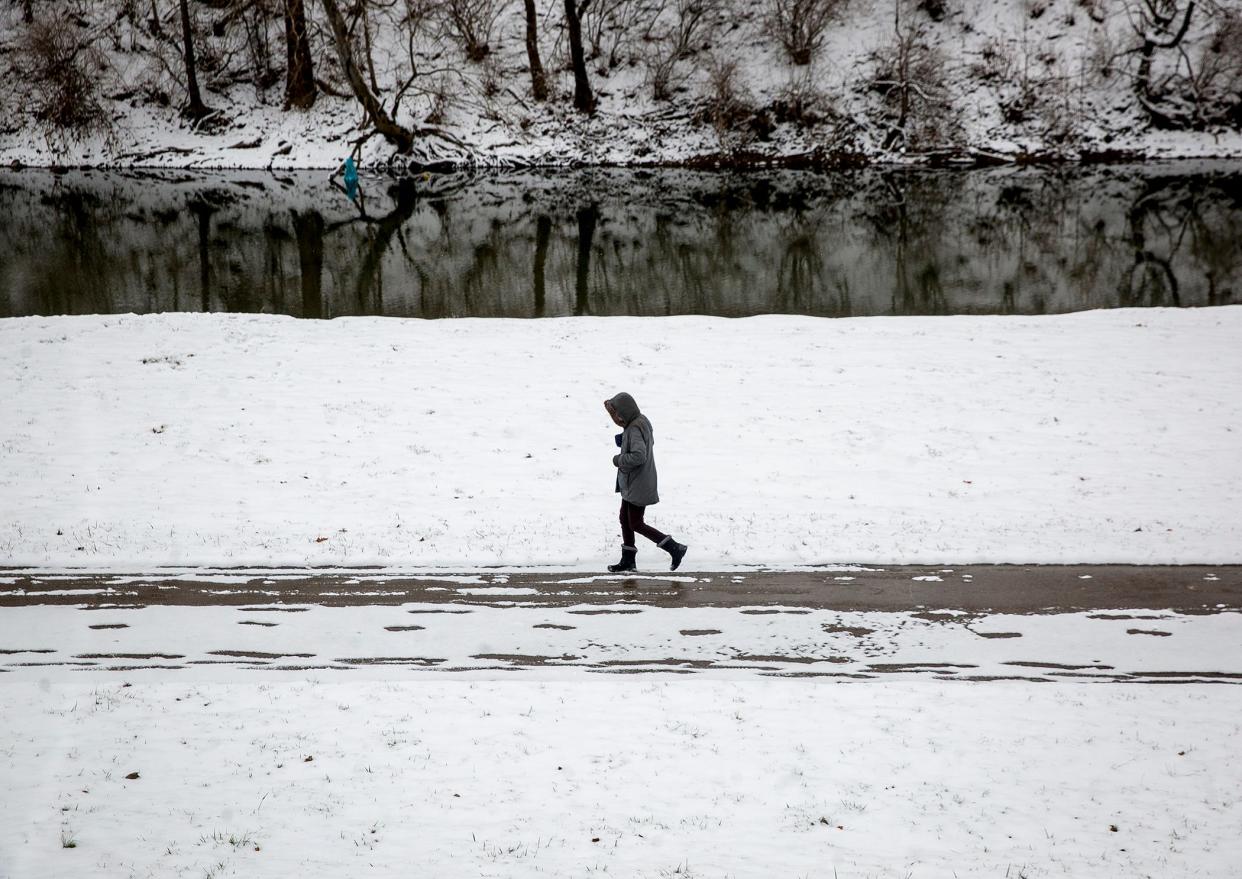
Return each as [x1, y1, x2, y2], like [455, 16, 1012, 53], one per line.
[607, 392, 659, 506]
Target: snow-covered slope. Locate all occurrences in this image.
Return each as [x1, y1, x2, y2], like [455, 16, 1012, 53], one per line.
[1, 0, 1240, 169]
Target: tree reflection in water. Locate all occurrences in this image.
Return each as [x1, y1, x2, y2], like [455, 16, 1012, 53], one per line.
[0, 165, 1238, 319]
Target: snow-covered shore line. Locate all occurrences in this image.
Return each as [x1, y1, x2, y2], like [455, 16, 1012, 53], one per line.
[2, 678, 1239, 879]
[2, 308, 1239, 568]
[4, 99, 1241, 172]
[4, 0, 1242, 172]
[9, 138, 1242, 172]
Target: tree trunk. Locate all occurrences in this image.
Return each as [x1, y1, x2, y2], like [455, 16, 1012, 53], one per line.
[362, 6, 381, 97]
[524, 0, 548, 101]
[1133, 1, 1196, 127]
[564, 0, 594, 114]
[179, 0, 212, 122]
[319, 0, 415, 153]
[283, 0, 317, 109]
[148, 0, 163, 38]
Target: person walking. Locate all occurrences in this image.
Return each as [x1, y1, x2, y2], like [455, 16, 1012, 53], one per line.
[604, 392, 688, 573]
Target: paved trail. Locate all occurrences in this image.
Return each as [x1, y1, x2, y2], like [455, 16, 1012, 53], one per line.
[2, 564, 1238, 611]
[1, 566, 1239, 682]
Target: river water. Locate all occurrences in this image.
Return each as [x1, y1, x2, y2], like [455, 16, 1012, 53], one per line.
[1, 163, 1239, 319]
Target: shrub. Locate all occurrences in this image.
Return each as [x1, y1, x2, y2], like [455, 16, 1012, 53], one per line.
[441, 0, 502, 62]
[584, 0, 641, 71]
[869, 19, 958, 150]
[700, 56, 754, 130]
[424, 74, 454, 125]
[644, 0, 720, 100]
[766, 0, 846, 66]
[770, 71, 829, 126]
[18, 16, 111, 139]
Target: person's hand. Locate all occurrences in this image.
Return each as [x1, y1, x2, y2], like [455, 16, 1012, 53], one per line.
[612, 454, 620, 467]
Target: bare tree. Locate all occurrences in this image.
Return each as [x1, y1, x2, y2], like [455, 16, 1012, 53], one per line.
[976, 26, 1090, 146]
[16, 14, 111, 139]
[583, 0, 640, 70]
[767, 0, 845, 66]
[178, 0, 213, 122]
[1191, 9, 1242, 127]
[241, 1, 281, 97]
[283, 0, 317, 108]
[523, 0, 548, 99]
[317, 0, 477, 161]
[1132, 0, 1196, 122]
[699, 55, 756, 150]
[1113, 0, 1242, 129]
[869, 2, 955, 150]
[645, 0, 718, 100]
[565, 0, 595, 113]
[320, 0, 415, 151]
[363, 3, 385, 93]
[443, 0, 501, 61]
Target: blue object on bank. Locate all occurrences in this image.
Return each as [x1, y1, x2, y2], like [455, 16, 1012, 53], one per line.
[343, 157, 359, 202]
[615, 433, 623, 448]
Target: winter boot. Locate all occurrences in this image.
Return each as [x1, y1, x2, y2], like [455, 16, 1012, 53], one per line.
[658, 536, 688, 571]
[607, 545, 638, 573]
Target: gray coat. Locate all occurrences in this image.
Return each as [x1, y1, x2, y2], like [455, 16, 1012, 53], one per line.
[608, 392, 659, 507]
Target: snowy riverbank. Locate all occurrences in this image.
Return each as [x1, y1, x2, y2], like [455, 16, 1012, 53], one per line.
[2, 308, 1240, 568]
[2, 0, 1242, 170]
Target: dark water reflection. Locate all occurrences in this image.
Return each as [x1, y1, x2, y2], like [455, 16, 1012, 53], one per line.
[1, 164, 1239, 319]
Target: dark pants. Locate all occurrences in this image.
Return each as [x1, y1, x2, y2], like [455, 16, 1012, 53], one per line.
[620, 500, 667, 547]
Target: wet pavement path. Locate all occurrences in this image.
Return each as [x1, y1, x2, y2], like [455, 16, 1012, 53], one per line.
[1, 566, 1239, 682]
[1, 565, 1238, 612]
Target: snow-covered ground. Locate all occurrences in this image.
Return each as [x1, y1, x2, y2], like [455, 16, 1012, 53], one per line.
[4, 570, 1240, 878]
[1, 591, 1239, 681]
[2, 308, 1240, 568]
[2, 675, 1240, 878]
[4, 295, 1240, 876]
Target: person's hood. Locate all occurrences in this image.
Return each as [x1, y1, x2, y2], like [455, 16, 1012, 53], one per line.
[606, 392, 641, 426]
